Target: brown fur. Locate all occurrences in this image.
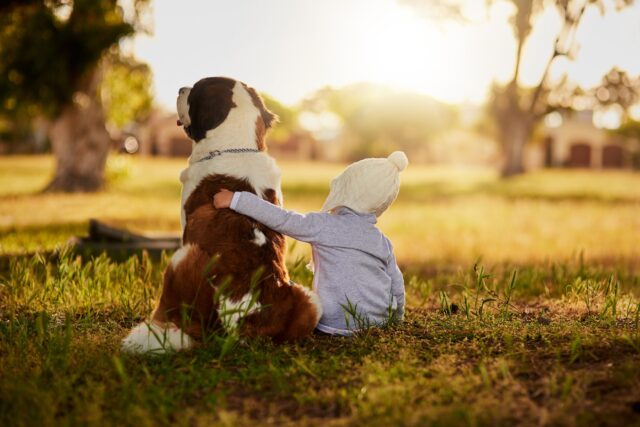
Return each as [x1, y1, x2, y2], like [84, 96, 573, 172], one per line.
[262, 188, 280, 206]
[185, 77, 236, 142]
[154, 174, 316, 342]
[254, 117, 266, 151]
[152, 244, 216, 339]
[243, 83, 278, 130]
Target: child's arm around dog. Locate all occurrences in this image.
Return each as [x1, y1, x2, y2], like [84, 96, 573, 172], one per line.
[213, 189, 327, 243]
[215, 188, 406, 321]
[215, 151, 409, 331]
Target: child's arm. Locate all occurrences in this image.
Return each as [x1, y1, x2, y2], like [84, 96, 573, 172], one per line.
[213, 190, 326, 243]
[387, 245, 405, 321]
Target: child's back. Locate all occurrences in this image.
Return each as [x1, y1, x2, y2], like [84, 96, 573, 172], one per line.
[303, 207, 403, 334]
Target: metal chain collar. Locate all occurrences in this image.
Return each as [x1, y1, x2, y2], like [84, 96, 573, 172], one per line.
[196, 148, 260, 163]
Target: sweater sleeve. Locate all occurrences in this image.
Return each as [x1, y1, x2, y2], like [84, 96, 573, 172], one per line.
[387, 241, 405, 321]
[230, 191, 326, 243]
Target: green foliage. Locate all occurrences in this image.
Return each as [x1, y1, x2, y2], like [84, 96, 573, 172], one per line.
[347, 90, 457, 159]
[102, 54, 153, 128]
[0, 0, 137, 118]
[616, 118, 640, 140]
[2, 156, 640, 264]
[261, 92, 299, 141]
[303, 83, 457, 159]
[615, 118, 640, 167]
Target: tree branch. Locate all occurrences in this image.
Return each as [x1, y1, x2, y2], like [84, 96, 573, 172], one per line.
[528, 0, 589, 116]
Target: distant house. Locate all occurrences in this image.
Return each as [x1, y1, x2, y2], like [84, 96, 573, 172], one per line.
[136, 110, 191, 157]
[133, 111, 323, 160]
[532, 111, 634, 169]
[428, 129, 500, 166]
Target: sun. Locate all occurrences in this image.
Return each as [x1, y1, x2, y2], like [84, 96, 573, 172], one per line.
[343, 2, 511, 104]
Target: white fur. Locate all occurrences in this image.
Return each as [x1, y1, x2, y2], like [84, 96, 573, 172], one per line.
[252, 228, 266, 246]
[218, 293, 262, 334]
[180, 152, 282, 231]
[176, 87, 191, 126]
[121, 321, 194, 354]
[178, 82, 283, 232]
[193, 81, 261, 153]
[179, 168, 189, 183]
[297, 284, 323, 325]
[171, 243, 193, 269]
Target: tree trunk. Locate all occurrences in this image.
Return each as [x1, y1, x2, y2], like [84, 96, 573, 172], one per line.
[500, 122, 530, 177]
[45, 69, 111, 192]
[492, 83, 534, 178]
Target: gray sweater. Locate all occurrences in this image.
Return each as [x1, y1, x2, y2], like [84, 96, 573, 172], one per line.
[230, 191, 405, 335]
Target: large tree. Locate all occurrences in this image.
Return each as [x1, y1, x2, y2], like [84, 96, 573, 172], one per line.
[402, 0, 636, 176]
[0, 0, 149, 191]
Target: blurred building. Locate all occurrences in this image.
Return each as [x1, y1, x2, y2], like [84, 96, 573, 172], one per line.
[133, 109, 321, 160]
[136, 110, 191, 157]
[526, 111, 636, 170]
[428, 129, 500, 166]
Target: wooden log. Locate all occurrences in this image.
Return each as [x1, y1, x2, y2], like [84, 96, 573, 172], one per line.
[0, 220, 182, 268]
[72, 219, 181, 260]
[70, 237, 180, 261]
[88, 219, 153, 242]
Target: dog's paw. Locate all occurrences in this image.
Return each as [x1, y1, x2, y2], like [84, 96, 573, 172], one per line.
[121, 321, 194, 354]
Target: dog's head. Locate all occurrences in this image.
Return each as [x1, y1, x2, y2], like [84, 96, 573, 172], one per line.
[176, 77, 277, 150]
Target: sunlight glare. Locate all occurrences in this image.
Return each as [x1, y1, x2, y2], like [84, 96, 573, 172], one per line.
[593, 105, 624, 129]
[132, 0, 640, 109]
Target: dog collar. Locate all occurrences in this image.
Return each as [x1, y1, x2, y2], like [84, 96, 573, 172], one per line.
[196, 148, 260, 163]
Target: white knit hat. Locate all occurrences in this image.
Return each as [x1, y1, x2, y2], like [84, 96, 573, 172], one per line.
[321, 151, 408, 217]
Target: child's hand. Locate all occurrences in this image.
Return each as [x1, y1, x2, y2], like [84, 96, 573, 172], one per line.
[213, 189, 234, 209]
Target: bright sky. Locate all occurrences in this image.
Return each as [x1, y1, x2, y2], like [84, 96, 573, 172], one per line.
[131, 0, 640, 109]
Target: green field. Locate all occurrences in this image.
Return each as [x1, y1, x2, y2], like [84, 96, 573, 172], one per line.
[1, 155, 640, 426]
[2, 155, 639, 264]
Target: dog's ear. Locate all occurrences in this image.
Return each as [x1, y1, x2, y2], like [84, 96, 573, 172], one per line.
[262, 107, 278, 130]
[244, 85, 279, 129]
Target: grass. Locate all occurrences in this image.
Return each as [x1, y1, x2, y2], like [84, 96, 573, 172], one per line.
[1, 155, 639, 264]
[1, 155, 640, 426]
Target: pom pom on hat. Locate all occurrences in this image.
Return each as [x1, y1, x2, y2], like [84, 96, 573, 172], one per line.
[388, 151, 408, 171]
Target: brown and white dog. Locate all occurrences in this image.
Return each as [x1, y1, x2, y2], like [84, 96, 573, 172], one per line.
[121, 77, 322, 353]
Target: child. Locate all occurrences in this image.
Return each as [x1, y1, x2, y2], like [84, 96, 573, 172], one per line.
[213, 151, 408, 336]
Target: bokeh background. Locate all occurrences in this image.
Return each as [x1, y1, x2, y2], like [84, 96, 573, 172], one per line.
[3, 3, 640, 425]
[1, 0, 639, 269]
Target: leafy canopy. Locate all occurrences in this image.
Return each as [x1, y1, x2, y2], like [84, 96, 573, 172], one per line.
[0, 0, 140, 118]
